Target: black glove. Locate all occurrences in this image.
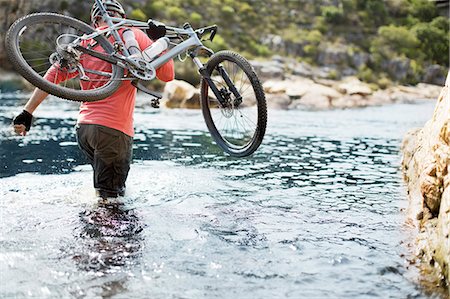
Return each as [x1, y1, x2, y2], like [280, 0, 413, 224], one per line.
[13, 110, 33, 131]
[147, 21, 167, 41]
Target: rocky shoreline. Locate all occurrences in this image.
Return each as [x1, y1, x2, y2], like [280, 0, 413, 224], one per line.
[0, 63, 442, 110]
[159, 76, 441, 110]
[401, 72, 450, 292]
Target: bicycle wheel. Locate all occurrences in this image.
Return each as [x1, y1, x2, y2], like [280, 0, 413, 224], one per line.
[200, 51, 267, 157]
[5, 13, 123, 102]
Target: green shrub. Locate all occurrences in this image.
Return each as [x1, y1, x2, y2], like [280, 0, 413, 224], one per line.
[166, 6, 185, 20]
[377, 75, 392, 89]
[221, 6, 235, 15]
[413, 23, 449, 66]
[430, 16, 449, 32]
[357, 65, 376, 83]
[370, 25, 420, 59]
[410, 0, 438, 22]
[129, 9, 147, 21]
[321, 6, 345, 24]
[189, 12, 202, 25]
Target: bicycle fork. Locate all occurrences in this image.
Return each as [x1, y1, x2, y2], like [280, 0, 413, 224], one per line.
[192, 57, 243, 108]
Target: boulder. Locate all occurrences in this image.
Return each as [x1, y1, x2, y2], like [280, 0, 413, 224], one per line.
[368, 90, 393, 106]
[316, 45, 349, 66]
[266, 93, 291, 110]
[337, 77, 373, 96]
[307, 83, 342, 99]
[289, 92, 331, 110]
[288, 61, 314, 78]
[263, 80, 291, 94]
[422, 65, 446, 86]
[401, 71, 450, 286]
[163, 79, 199, 108]
[250, 60, 284, 81]
[331, 94, 365, 109]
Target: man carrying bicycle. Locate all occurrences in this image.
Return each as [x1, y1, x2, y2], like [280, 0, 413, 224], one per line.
[13, 0, 175, 199]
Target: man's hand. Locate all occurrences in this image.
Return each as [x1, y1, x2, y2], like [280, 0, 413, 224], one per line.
[147, 21, 166, 41]
[13, 110, 33, 136]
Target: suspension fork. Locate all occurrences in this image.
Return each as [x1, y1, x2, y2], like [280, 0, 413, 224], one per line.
[192, 55, 242, 107]
[216, 65, 242, 104]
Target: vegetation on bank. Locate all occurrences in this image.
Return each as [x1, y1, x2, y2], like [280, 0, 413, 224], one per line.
[32, 0, 450, 86]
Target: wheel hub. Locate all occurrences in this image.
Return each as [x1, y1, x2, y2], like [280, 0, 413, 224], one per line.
[219, 87, 234, 118]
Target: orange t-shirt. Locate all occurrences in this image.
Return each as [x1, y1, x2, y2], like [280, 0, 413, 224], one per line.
[44, 27, 174, 137]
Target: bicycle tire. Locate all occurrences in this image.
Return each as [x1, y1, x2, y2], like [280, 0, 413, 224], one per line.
[200, 51, 267, 157]
[5, 13, 124, 102]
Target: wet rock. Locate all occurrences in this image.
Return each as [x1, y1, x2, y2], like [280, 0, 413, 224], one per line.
[401, 71, 450, 286]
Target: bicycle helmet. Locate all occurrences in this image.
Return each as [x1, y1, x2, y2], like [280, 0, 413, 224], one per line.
[91, 0, 126, 24]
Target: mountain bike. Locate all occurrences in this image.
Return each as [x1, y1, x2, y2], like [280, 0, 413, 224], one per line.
[5, 0, 267, 157]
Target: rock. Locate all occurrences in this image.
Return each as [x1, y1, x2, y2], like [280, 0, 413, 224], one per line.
[415, 83, 442, 99]
[337, 77, 373, 96]
[307, 83, 342, 99]
[289, 61, 314, 78]
[350, 52, 369, 69]
[290, 92, 331, 110]
[316, 45, 349, 66]
[163, 79, 199, 108]
[422, 65, 446, 86]
[401, 71, 450, 286]
[250, 60, 284, 81]
[263, 78, 314, 97]
[381, 57, 412, 82]
[331, 94, 365, 109]
[263, 80, 291, 94]
[266, 93, 291, 110]
[179, 91, 201, 109]
[368, 90, 393, 106]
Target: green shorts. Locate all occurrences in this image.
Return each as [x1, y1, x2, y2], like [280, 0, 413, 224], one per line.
[76, 124, 133, 198]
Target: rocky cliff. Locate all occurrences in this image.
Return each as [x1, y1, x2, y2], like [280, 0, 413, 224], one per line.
[401, 71, 450, 290]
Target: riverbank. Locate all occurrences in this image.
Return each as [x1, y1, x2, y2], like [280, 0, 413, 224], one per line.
[401, 72, 450, 292]
[0, 65, 442, 111]
[161, 74, 441, 110]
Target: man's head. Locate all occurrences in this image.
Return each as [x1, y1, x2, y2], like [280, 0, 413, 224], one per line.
[91, 0, 126, 27]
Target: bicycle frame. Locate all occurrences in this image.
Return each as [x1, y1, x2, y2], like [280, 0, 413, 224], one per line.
[75, 0, 240, 106]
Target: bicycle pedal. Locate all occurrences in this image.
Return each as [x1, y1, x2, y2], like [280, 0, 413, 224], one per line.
[151, 98, 160, 108]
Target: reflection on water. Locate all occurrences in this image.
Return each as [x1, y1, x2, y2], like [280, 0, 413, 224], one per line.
[76, 202, 143, 270]
[0, 94, 440, 298]
[72, 201, 144, 297]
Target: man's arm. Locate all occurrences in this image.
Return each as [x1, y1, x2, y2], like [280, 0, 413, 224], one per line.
[13, 63, 78, 136]
[13, 88, 49, 136]
[133, 28, 175, 82]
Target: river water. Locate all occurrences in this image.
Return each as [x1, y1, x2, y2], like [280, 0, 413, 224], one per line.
[0, 92, 439, 298]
